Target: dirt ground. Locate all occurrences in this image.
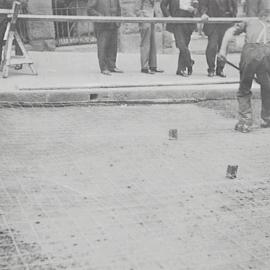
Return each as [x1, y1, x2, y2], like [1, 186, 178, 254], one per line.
[1, 103, 270, 270]
[197, 99, 262, 126]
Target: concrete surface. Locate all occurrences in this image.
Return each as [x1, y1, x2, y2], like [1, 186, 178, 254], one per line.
[0, 47, 260, 105]
[0, 104, 270, 269]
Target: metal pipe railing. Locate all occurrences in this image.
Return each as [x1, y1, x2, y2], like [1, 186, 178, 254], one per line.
[0, 11, 254, 24]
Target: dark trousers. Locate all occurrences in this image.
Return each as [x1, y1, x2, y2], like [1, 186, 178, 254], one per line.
[173, 25, 193, 73]
[206, 26, 227, 73]
[238, 43, 270, 125]
[95, 28, 118, 72]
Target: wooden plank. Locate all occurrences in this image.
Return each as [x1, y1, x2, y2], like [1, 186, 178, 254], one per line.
[2, 32, 14, 78]
[9, 58, 33, 65]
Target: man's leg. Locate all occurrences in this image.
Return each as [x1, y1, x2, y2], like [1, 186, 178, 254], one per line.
[184, 29, 194, 75]
[236, 51, 257, 130]
[149, 23, 157, 70]
[139, 23, 152, 71]
[258, 72, 270, 125]
[95, 29, 109, 72]
[107, 28, 118, 71]
[206, 29, 219, 75]
[257, 50, 270, 125]
[216, 27, 227, 77]
[174, 25, 191, 75]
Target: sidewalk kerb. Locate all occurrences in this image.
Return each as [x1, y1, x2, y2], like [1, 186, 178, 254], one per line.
[19, 80, 240, 91]
[0, 83, 260, 106]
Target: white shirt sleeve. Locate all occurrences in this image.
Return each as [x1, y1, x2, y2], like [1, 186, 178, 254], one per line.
[179, 0, 192, 10]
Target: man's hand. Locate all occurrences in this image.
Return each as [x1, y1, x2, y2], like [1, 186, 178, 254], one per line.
[187, 6, 195, 13]
[217, 53, 227, 64]
[201, 14, 209, 22]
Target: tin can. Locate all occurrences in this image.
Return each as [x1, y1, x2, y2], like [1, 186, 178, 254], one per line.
[169, 129, 178, 140]
[226, 165, 238, 179]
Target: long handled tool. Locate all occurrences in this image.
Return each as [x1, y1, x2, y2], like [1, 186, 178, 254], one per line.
[222, 57, 259, 83]
[224, 58, 240, 71]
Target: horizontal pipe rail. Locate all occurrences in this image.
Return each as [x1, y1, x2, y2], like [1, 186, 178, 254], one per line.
[0, 11, 253, 23]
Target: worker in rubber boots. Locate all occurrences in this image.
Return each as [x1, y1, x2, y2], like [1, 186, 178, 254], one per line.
[218, 8, 270, 133]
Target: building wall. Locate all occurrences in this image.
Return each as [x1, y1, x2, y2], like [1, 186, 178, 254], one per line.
[27, 0, 56, 51]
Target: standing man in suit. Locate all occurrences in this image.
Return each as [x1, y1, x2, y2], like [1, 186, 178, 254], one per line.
[161, 0, 198, 77]
[88, 0, 123, 76]
[135, 0, 164, 74]
[200, 0, 238, 77]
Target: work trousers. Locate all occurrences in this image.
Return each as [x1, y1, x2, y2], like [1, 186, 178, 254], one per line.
[206, 26, 228, 73]
[95, 28, 118, 72]
[139, 23, 157, 70]
[238, 43, 270, 125]
[173, 24, 193, 73]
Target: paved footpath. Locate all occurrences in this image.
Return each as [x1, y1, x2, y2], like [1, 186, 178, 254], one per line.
[0, 51, 261, 104]
[0, 50, 242, 90]
[0, 103, 270, 270]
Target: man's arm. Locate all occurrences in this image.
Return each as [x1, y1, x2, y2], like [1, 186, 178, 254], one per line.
[218, 22, 246, 59]
[160, 0, 171, 17]
[199, 0, 209, 21]
[87, 0, 101, 16]
[199, 0, 208, 15]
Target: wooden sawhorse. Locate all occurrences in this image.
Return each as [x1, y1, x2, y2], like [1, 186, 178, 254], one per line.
[1, 1, 37, 78]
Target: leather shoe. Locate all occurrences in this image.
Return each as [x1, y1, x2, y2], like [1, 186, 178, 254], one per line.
[101, 70, 111, 76]
[261, 120, 270, 128]
[234, 122, 251, 133]
[141, 68, 155, 74]
[216, 70, 226, 78]
[109, 67, 123, 73]
[187, 60, 195, 76]
[150, 67, 164, 73]
[176, 70, 188, 77]
[208, 71, 215, 77]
